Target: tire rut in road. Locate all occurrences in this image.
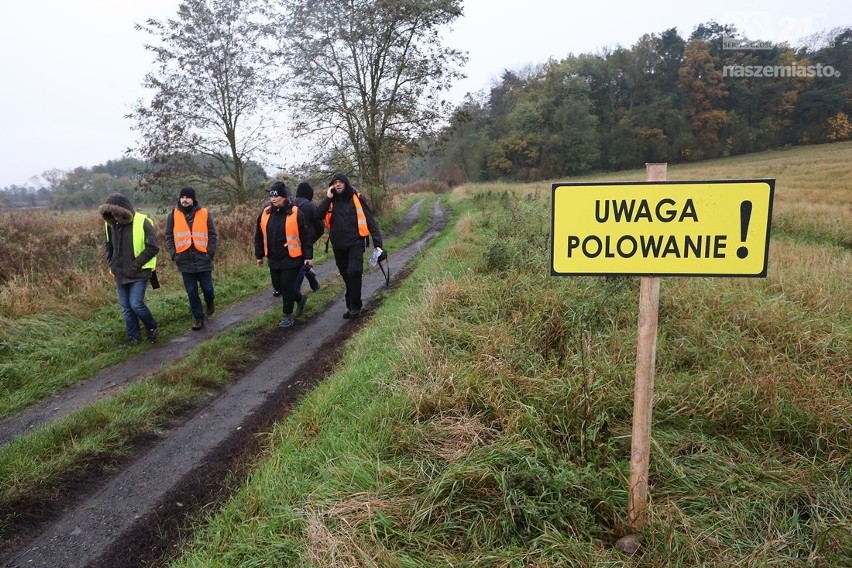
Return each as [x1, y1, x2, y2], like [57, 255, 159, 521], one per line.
[1, 198, 444, 568]
[0, 198, 427, 446]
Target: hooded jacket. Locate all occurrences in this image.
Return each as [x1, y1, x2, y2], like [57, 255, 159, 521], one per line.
[98, 193, 159, 284]
[292, 182, 324, 245]
[254, 198, 314, 270]
[316, 173, 383, 250]
[165, 196, 218, 274]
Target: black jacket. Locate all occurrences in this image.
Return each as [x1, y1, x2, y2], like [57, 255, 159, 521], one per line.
[165, 201, 217, 273]
[292, 199, 323, 245]
[98, 193, 159, 285]
[254, 201, 314, 270]
[316, 176, 383, 250]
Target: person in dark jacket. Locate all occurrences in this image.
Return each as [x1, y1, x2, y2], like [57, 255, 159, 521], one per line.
[254, 182, 314, 328]
[165, 186, 218, 331]
[316, 172, 384, 319]
[292, 181, 324, 293]
[98, 192, 160, 346]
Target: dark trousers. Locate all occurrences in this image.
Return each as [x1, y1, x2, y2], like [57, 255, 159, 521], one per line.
[181, 271, 214, 321]
[333, 244, 365, 311]
[270, 266, 302, 315]
[293, 265, 320, 293]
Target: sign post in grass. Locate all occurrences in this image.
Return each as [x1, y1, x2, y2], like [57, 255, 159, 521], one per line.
[550, 165, 775, 534]
[627, 162, 666, 530]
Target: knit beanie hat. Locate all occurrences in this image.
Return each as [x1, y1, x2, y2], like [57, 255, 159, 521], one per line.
[179, 186, 197, 200]
[268, 181, 291, 198]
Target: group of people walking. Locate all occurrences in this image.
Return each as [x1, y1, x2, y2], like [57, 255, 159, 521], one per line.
[98, 173, 384, 345]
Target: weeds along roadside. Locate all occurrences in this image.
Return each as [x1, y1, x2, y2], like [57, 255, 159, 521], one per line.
[0, 195, 439, 535]
[0, 195, 433, 422]
[169, 187, 849, 567]
[0, 203, 270, 420]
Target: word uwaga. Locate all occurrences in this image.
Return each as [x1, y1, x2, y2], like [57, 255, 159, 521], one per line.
[567, 198, 728, 260]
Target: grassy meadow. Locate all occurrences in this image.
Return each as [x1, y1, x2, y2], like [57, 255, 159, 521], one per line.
[169, 142, 850, 566]
[0, 142, 849, 565]
[0, 192, 435, 538]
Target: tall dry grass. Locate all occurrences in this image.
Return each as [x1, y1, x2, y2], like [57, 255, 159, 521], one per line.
[170, 180, 849, 566]
[0, 204, 260, 319]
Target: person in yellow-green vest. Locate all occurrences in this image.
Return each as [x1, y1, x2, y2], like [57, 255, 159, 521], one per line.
[165, 186, 217, 332]
[98, 192, 160, 346]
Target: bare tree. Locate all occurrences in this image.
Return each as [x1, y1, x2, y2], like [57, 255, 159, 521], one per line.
[280, 0, 466, 213]
[129, 0, 283, 204]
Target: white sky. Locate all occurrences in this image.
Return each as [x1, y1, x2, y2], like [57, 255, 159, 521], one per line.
[0, 0, 847, 188]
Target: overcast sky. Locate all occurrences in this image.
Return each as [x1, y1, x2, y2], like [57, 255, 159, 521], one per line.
[0, 0, 846, 187]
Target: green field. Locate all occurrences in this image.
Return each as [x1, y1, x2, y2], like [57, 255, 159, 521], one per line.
[0, 142, 849, 565]
[168, 143, 850, 566]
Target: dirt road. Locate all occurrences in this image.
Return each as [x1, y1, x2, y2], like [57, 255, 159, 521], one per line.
[1, 198, 445, 568]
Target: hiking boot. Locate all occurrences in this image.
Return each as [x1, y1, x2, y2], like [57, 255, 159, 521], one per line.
[192, 319, 204, 331]
[295, 294, 307, 316]
[147, 327, 159, 344]
[206, 300, 215, 316]
[272, 290, 280, 297]
[343, 308, 360, 320]
[125, 336, 141, 347]
[278, 315, 294, 328]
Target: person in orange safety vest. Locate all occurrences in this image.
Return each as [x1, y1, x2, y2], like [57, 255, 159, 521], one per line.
[316, 172, 384, 320]
[254, 182, 315, 329]
[165, 186, 218, 331]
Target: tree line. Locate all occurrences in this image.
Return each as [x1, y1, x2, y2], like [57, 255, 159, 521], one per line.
[3, 8, 849, 210]
[424, 23, 852, 184]
[4, 0, 465, 213]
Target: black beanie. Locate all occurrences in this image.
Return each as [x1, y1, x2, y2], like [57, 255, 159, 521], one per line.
[179, 187, 196, 200]
[268, 181, 291, 198]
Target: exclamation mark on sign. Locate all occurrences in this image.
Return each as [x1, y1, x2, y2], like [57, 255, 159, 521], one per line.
[737, 200, 752, 259]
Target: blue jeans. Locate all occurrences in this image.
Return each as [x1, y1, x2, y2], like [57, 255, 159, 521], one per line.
[116, 279, 157, 340]
[182, 271, 214, 320]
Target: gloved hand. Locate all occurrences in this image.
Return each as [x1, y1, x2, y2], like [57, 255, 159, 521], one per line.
[378, 249, 387, 262]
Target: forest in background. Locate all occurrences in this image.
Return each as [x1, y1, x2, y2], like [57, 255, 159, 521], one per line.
[421, 23, 852, 184]
[1, 21, 850, 209]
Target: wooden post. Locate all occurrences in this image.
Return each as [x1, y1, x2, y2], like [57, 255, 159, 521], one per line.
[627, 163, 666, 531]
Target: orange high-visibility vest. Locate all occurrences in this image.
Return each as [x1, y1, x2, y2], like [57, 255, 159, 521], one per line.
[173, 207, 209, 253]
[324, 193, 369, 237]
[260, 205, 302, 257]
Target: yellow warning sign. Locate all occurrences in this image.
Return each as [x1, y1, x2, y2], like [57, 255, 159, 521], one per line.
[551, 180, 774, 276]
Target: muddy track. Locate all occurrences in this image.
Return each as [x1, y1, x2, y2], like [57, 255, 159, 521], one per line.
[1, 198, 445, 568]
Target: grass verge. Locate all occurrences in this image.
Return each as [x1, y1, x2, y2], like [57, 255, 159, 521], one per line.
[169, 186, 849, 566]
[0, 195, 440, 542]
